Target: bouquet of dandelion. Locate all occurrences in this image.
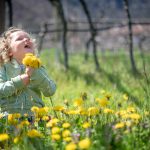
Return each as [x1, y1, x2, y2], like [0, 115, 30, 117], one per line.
[22, 53, 41, 68]
[22, 53, 56, 115]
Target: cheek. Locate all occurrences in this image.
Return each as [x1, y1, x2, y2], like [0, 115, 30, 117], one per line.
[10, 42, 16, 52]
[10, 42, 22, 52]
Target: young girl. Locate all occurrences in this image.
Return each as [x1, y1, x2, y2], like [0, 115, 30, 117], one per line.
[0, 27, 56, 116]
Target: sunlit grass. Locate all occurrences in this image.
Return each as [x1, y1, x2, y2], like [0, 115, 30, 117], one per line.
[40, 49, 150, 108]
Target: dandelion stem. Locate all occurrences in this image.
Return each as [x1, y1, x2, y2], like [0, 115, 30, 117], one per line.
[49, 97, 58, 118]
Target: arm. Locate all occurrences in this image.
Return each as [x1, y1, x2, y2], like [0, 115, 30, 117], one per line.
[0, 67, 26, 99]
[30, 66, 56, 97]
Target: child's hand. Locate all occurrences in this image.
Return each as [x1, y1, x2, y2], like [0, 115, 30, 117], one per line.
[20, 67, 34, 86]
[22, 53, 41, 68]
[21, 53, 42, 85]
[25, 66, 35, 77]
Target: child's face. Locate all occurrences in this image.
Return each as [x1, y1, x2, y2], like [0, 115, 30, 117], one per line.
[9, 31, 34, 64]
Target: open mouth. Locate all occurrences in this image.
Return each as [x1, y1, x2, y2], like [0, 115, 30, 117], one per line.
[24, 44, 31, 49]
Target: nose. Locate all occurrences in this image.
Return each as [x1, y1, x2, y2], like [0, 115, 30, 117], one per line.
[24, 38, 30, 42]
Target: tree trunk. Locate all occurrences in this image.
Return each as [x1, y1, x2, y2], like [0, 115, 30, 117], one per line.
[6, 0, 13, 27]
[79, 0, 100, 71]
[38, 23, 48, 53]
[49, 0, 69, 70]
[0, 0, 5, 34]
[123, 0, 137, 73]
[85, 38, 91, 60]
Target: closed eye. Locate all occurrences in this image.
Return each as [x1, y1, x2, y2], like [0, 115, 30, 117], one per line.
[15, 37, 23, 41]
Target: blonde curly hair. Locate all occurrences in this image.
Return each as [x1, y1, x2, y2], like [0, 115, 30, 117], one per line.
[0, 27, 36, 66]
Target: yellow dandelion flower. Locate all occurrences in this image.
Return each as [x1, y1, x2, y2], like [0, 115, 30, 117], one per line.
[42, 106, 49, 112]
[0, 134, 9, 142]
[46, 121, 52, 127]
[46, 118, 60, 127]
[129, 113, 141, 120]
[88, 107, 99, 116]
[116, 110, 127, 116]
[62, 130, 71, 138]
[73, 98, 84, 107]
[123, 94, 128, 100]
[22, 53, 41, 68]
[127, 107, 136, 113]
[31, 106, 39, 113]
[62, 122, 71, 128]
[52, 127, 61, 134]
[22, 54, 33, 66]
[66, 142, 77, 150]
[38, 107, 49, 117]
[8, 114, 14, 122]
[51, 118, 59, 124]
[14, 113, 21, 118]
[82, 122, 91, 129]
[53, 105, 65, 111]
[103, 108, 114, 114]
[67, 110, 79, 115]
[121, 114, 130, 119]
[63, 137, 72, 142]
[78, 138, 91, 149]
[114, 122, 125, 129]
[8, 114, 18, 125]
[14, 136, 20, 144]
[19, 120, 30, 128]
[96, 98, 108, 107]
[42, 116, 49, 121]
[27, 129, 43, 138]
[31, 57, 41, 68]
[51, 134, 61, 141]
[77, 107, 87, 115]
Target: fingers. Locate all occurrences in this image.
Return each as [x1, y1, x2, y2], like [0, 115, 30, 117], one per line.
[20, 74, 30, 85]
[25, 66, 35, 77]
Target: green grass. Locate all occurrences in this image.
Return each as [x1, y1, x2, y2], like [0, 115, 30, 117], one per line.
[40, 48, 150, 110]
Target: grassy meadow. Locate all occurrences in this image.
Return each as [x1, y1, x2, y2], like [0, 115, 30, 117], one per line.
[40, 49, 150, 149]
[41, 49, 150, 107]
[0, 49, 150, 150]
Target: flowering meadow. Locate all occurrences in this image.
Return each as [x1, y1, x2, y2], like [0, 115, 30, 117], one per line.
[0, 91, 149, 150]
[0, 50, 150, 149]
